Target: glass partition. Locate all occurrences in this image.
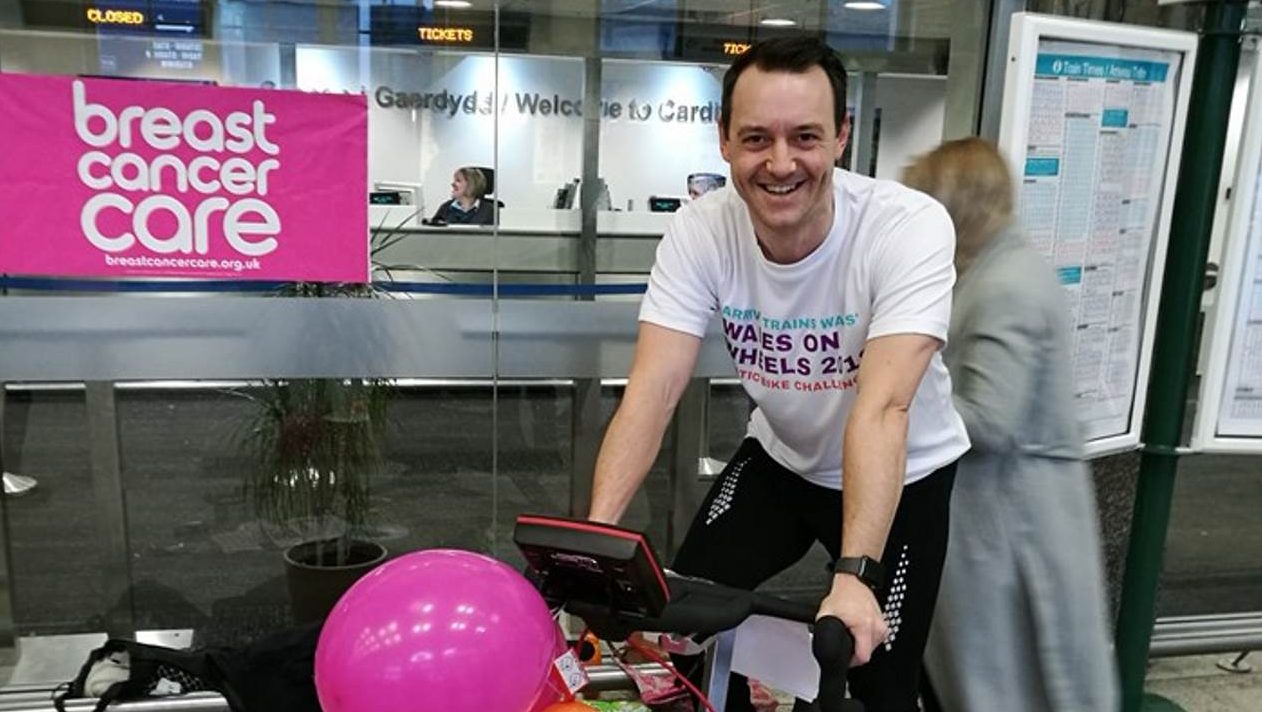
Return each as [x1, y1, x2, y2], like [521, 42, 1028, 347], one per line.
[3, 386, 98, 637]
[0, 0, 976, 680]
[1158, 454, 1262, 617]
[1, 2, 1255, 691]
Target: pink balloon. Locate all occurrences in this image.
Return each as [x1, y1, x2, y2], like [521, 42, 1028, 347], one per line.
[316, 549, 564, 712]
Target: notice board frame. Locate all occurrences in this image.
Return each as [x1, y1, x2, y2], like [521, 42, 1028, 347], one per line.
[1192, 46, 1262, 453]
[997, 12, 1198, 457]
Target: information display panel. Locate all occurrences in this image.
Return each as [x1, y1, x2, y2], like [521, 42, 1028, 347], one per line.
[998, 13, 1197, 456]
[1192, 49, 1262, 452]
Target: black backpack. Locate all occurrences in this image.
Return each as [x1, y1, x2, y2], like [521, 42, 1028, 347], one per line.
[53, 638, 243, 712]
[54, 624, 322, 712]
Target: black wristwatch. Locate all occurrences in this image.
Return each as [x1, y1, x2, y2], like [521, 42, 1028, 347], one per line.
[829, 556, 886, 593]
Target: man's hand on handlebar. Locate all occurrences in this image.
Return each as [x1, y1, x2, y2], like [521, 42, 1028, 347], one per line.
[818, 573, 887, 666]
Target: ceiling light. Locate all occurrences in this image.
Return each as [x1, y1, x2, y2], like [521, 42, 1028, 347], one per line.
[844, 1, 889, 9]
[760, 18, 797, 27]
[435, 0, 472, 8]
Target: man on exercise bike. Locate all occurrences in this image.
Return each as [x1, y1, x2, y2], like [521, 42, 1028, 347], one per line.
[586, 37, 968, 712]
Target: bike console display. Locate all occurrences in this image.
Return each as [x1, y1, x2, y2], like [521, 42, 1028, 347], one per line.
[513, 514, 671, 621]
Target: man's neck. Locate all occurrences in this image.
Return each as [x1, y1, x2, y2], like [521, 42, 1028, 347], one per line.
[755, 196, 835, 264]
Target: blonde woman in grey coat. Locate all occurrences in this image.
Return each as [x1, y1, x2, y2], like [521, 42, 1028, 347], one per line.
[904, 139, 1119, 712]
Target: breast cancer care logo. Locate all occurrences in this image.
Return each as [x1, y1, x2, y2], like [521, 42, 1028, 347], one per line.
[72, 79, 282, 258]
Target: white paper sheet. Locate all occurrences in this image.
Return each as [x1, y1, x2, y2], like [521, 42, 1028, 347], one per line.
[730, 614, 821, 702]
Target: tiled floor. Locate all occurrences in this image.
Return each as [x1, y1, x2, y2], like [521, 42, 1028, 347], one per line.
[1145, 654, 1262, 711]
[0, 634, 1257, 711]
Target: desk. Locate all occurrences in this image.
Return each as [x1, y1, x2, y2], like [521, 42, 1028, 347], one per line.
[371, 208, 673, 275]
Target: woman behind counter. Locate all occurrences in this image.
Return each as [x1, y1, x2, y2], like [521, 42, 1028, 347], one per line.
[904, 138, 1119, 712]
[429, 167, 496, 226]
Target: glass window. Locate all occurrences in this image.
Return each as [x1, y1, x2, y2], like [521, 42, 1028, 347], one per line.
[0, 0, 981, 669]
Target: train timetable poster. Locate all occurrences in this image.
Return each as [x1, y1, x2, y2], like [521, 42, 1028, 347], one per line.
[999, 13, 1197, 455]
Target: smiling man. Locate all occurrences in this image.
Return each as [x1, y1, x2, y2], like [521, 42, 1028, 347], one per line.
[586, 37, 969, 712]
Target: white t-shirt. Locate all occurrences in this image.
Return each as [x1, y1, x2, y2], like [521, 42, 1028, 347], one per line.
[640, 168, 970, 489]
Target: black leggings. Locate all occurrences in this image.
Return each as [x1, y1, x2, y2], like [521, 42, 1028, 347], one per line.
[671, 438, 956, 712]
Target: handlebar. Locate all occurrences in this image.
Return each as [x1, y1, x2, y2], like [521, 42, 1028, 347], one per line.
[812, 615, 864, 712]
[573, 575, 864, 711]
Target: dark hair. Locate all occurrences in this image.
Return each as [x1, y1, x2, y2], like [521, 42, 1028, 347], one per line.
[720, 37, 849, 138]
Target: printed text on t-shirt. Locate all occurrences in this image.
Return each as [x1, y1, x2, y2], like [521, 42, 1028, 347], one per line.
[721, 305, 864, 389]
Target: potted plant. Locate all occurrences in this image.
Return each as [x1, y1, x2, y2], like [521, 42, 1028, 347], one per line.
[237, 374, 391, 622]
[234, 213, 424, 622]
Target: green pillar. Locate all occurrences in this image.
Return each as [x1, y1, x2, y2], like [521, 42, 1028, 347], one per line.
[1114, 2, 1247, 711]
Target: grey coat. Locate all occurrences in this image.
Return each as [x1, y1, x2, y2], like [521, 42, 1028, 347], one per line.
[923, 229, 1119, 712]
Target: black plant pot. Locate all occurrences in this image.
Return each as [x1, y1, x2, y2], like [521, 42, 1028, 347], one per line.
[283, 538, 388, 624]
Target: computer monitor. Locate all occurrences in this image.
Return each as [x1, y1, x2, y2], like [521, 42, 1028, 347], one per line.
[553, 179, 580, 209]
[550, 178, 613, 210]
[687, 173, 726, 199]
[372, 180, 423, 214]
[369, 191, 405, 205]
[594, 178, 612, 211]
[649, 196, 683, 213]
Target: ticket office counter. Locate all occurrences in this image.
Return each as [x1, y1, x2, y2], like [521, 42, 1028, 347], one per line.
[370, 206, 673, 278]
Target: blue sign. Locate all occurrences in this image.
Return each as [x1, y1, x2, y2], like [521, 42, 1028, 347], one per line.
[1025, 157, 1061, 177]
[1035, 54, 1169, 83]
[1057, 266, 1083, 285]
[1101, 108, 1129, 127]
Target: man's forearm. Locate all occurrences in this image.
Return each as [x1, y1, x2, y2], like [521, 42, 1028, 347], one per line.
[588, 394, 675, 524]
[587, 322, 702, 524]
[840, 405, 908, 560]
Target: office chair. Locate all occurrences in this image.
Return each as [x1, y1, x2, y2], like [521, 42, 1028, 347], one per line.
[472, 166, 505, 209]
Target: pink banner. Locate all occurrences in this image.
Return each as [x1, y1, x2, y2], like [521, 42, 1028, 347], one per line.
[0, 74, 367, 282]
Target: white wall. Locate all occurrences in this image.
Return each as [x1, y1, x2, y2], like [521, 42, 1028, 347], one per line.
[294, 46, 949, 214]
[599, 60, 728, 208]
[296, 46, 585, 214]
[874, 75, 948, 181]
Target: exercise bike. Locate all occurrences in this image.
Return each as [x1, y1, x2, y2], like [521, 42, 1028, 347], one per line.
[514, 514, 865, 712]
